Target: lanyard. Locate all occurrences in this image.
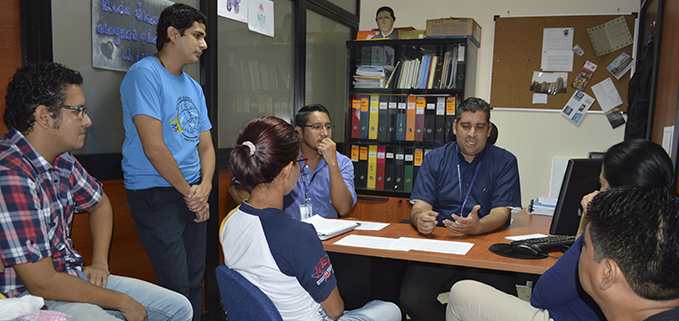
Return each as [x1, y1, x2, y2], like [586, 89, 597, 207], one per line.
[456, 145, 482, 217]
[301, 154, 311, 205]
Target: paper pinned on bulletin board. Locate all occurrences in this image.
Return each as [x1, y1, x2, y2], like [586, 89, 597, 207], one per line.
[587, 16, 634, 56]
[591, 78, 623, 112]
[218, 0, 247, 22]
[561, 90, 595, 124]
[541, 28, 574, 72]
[248, 0, 274, 37]
[533, 93, 548, 104]
[571, 61, 598, 91]
[606, 52, 634, 80]
[591, 77, 626, 129]
[530, 71, 568, 95]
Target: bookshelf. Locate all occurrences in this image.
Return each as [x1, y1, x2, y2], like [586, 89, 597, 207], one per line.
[344, 38, 478, 199]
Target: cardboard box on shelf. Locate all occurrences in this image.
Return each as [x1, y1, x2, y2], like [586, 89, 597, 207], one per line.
[425, 18, 481, 47]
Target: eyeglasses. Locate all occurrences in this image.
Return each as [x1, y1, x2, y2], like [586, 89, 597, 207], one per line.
[297, 156, 308, 170]
[303, 123, 334, 131]
[54, 104, 87, 117]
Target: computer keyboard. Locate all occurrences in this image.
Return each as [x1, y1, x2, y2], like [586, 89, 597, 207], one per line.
[511, 235, 576, 254]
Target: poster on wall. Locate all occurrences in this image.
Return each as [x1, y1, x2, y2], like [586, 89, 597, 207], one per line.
[218, 0, 248, 22]
[248, 0, 274, 37]
[92, 0, 173, 72]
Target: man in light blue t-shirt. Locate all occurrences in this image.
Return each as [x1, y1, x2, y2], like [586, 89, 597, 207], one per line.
[119, 4, 215, 320]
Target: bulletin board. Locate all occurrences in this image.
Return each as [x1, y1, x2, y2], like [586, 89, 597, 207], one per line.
[490, 14, 637, 111]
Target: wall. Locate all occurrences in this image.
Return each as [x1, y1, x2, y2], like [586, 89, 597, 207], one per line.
[51, 0, 200, 155]
[360, 0, 639, 206]
[0, 0, 22, 135]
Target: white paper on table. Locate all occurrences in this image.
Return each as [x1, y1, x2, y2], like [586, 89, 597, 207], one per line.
[536, 197, 557, 206]
[505, 234, 548, 241]
[533, 93, 548, 104]
[332, 235, 408, 251]
[541, 28, 574, 72]
[354, 221, 390, 231]
[396, 237, 474, 255]
[591, 78, 623, 112]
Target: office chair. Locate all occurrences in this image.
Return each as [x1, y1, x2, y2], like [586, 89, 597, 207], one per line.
[215, 265, 283, 321]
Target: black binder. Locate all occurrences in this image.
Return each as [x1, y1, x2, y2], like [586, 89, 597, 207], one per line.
[394, 146, 405, 191]
[424, 96, 436, 142]
[384, 146, 395, 191]
[388, 96, 398, 142]
[403, 146, 414, 193]
[378, 95, 389, 142]
[396, 96, 407, 141]
[357, 145, 368, 189]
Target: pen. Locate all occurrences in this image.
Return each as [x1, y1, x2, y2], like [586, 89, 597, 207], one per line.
[528, 199, 534, 213]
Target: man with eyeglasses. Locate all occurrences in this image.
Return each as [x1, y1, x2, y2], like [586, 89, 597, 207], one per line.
[229, 104, 356, 220]
[119, 4, 214, 320]
[0, 61, 192, 320]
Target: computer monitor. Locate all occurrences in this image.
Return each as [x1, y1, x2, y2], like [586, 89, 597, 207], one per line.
[549, 158, 603, 236]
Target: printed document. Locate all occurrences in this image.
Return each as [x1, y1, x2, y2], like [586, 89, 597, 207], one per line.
[333, 235, 474, 255]
[541, 28, 574, 71]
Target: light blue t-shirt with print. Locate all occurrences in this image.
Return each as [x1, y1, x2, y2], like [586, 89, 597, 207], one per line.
[120, 56, 212, 190]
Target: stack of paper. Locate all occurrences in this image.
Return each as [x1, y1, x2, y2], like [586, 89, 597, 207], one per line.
[303, 215, 359, 240]
[530, 197, 557, 216]
[353, 65, 394, 88]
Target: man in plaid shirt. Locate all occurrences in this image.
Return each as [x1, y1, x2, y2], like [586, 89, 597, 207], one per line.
[0, 62, 192, 321]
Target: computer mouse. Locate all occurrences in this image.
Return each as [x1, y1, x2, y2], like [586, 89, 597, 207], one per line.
[512, 244, 544, 257]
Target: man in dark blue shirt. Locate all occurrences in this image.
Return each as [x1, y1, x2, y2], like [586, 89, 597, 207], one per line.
[400, 97, 522, 321]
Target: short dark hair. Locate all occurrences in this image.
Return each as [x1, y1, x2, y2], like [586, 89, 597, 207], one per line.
[455, 97, 490, 123]
[376, 6, 395, 21]
[603, 139, 674, 189]
[294, 104, 331, 128]
[156, 3, 207, 52]
[587, 186, 679, 300]
[228, 116, 301, 190]
[4, 61, 83, 133]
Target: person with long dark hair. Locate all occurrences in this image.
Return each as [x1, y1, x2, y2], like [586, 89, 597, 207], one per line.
[221, 116, 400, 321]
[446, 139, 674, 321]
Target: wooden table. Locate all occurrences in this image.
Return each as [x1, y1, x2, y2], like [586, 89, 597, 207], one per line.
[323, 212, 559, 275]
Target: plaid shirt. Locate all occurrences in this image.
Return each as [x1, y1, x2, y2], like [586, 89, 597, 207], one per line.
[0, 128, 103, 297]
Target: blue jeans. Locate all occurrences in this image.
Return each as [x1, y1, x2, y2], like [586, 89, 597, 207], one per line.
[35, 274, 192, 321]
[127, 187, 207, 321]
[339, 300, 401, 321]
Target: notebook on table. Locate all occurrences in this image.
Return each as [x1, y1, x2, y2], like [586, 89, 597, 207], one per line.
[303, 215, 359, 240]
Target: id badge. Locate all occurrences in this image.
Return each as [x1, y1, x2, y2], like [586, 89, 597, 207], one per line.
[300, 204, 313, 220]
